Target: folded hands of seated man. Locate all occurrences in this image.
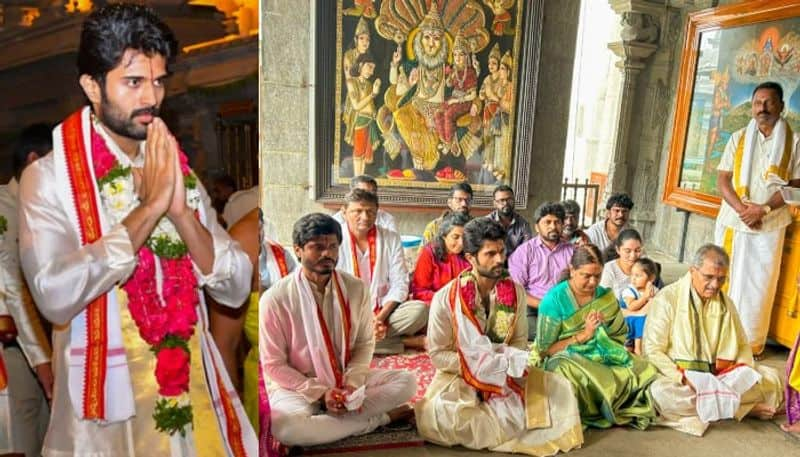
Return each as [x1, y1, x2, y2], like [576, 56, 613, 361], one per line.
[324, 386, 357, 415]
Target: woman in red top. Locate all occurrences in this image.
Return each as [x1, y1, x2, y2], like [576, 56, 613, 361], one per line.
[411, 213, 472, 304]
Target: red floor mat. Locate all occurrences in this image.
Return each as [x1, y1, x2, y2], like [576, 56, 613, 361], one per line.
[369, 351, 435, 404]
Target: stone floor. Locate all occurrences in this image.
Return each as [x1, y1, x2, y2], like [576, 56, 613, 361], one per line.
[332, 253, 800, 456]
[333, 346, 798, 456]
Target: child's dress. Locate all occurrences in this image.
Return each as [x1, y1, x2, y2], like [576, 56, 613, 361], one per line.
[618, 287, 652, 341]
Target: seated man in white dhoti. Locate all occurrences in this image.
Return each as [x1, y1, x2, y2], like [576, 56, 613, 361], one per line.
[337, 189, 428, 354]
[260, 213, 416, 447]
[643, 244, 784, 437]
[17, 5, 256, 456]
[715, 81, 800, 358]
[416, 218, 583, 456]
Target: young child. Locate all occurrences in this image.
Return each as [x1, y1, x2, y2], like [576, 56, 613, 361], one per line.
[619, 258, 660, 355]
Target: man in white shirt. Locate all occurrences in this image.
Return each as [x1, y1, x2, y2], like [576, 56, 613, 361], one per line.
[0, 123, 53, 457]
[337, 189, 427, 354]
[332, 175, 398, 233]
[714, 81, 800, 358]
[585, 193, 633, 252]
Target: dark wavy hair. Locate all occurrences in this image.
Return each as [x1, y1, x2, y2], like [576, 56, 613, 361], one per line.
[431, 212, 470, 262]
[605, 193, 634, 211]
[559, 243, 604, 283]
[462, 217, 506, 257]
[77, 4, 178, 84]
[292, 213, 342, 248]
[12, 123, 52, 178]
[534, 201, 565, 223]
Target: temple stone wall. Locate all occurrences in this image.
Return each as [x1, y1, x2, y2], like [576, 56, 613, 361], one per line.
[261, 0, 581, 244]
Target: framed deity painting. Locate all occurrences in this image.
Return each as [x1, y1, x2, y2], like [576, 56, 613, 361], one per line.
[313, 0, 543, 208]
[663, 0, 800, 218]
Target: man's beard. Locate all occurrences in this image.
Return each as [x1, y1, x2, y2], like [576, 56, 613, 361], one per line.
[414, 32, 448, 69]
[475, 263, 504, 280]
[563, 225, 576, 237]
[302, 257, 337, 275]
[98, 93, 158, 141]
[499, 206, 513, 217]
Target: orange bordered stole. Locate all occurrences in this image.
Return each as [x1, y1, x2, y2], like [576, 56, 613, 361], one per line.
[62, 110, 108, 419]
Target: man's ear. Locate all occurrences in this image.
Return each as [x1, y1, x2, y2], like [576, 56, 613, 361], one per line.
[25, 151, 40, 166]
[79, 74, 102, 106]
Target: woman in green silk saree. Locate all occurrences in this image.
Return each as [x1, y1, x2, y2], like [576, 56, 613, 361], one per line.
[531, 245, 659, 430]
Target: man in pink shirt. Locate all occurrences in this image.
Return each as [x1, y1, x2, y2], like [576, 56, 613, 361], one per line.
[508, 202, 575, 340]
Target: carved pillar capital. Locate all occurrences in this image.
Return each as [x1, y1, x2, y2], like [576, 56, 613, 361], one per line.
[603, 0, 663, 203]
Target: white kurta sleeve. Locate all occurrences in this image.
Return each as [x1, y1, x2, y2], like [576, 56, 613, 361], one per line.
[508, 284, 529, 351]
[260, 290, 329, 403]
[18, 157, 136, 325]
[193, 181, 251, 309]
[0, 257, 50, 366]
[427, 285, 460, 373]
[382, 230, 409, 306]
[642, 293, 683, 383]
[716, 130, 741, 172]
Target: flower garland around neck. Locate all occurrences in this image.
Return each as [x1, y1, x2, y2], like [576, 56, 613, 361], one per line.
[458, 270, 517, 342]
[91, 119, 202, 437]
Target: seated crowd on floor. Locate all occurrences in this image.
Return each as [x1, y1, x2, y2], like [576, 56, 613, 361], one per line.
[257, 174, 796, 456]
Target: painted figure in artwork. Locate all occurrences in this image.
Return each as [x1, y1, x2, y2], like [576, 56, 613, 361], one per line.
[705, 69, 731, 164]
[434, 32, 478, 157]
[481, 50, 514, 182]
[345, 53, 382, 176]
[483, 0, 515, 36]
[343, 17, 372, 77]
[388, 4, 450, 171]
[344, 0, 377, 19]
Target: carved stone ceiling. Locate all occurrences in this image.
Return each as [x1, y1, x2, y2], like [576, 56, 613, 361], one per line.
[0, 1, 256, 71]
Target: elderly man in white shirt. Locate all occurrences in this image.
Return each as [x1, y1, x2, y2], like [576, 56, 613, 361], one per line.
[332, 175, 398, 233]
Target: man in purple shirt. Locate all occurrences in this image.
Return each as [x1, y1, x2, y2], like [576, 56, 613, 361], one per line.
[508, 202, 575, 340]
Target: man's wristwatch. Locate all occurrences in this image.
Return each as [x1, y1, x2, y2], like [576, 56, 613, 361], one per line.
[762, 204, 772, 214]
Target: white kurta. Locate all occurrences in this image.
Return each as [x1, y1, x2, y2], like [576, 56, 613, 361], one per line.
[0, 178, 51, 456]
[18, 151, 255, 456]
[260, 270, 416, 446]
[643, 273, 784, 436]
[416, 279, 584, 456]
[715, 123, 800, 351]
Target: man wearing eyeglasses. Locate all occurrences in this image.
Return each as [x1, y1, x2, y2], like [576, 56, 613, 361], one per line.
[422, 183, 474, 243]
[485, 185, 532, 256]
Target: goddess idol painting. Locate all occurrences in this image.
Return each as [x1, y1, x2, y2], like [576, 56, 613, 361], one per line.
[334, 0, 524, 191]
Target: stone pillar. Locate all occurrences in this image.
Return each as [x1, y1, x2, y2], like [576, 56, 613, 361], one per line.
[603, 1, 662, 201]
